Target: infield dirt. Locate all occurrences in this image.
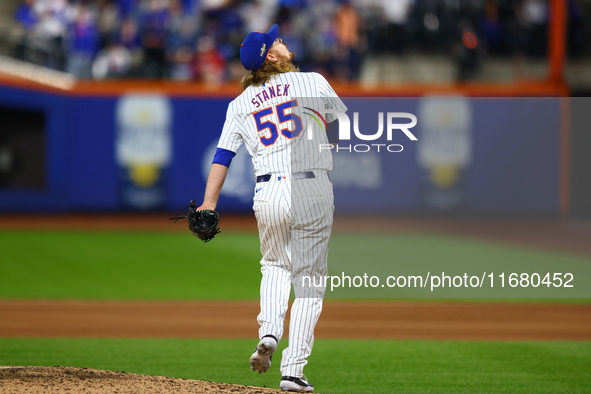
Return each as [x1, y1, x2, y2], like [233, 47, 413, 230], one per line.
[0, 366, 283, 393]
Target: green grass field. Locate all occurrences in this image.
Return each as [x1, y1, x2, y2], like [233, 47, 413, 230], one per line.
[0, 231, 263, 299]
[1, 338, 589, 393]
[1, 231, 589, 300]
[1, 230, 590, 393]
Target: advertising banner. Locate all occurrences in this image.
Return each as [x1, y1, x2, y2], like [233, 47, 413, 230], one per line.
[0, 87, 562, 215]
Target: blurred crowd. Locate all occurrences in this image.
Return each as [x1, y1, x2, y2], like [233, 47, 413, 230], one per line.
[9, 0, 587, 82]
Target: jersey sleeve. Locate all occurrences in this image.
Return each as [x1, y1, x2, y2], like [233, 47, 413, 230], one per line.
[217, 101, 245, 154]
[314, 73, 347, 123]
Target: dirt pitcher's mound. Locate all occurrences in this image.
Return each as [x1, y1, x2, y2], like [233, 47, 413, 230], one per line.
[0, 366, 282, 394]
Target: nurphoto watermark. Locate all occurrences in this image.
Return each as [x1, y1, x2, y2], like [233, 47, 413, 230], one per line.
[303, 108, 418, 153]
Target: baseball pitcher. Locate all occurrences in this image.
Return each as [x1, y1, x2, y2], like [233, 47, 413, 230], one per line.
[196, 24, 346, 392]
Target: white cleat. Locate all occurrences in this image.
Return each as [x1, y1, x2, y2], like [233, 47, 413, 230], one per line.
[249, 337, 277, 373]
[280, 376, 314, 392]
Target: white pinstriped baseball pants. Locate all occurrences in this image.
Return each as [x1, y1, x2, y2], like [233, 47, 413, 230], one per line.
[253, 170, 333, 378]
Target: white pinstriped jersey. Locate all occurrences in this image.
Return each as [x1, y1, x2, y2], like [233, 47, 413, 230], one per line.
[217, 72, 346, 176]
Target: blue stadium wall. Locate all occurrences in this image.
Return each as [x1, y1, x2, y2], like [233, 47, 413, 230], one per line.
[0, 85, 561, 214]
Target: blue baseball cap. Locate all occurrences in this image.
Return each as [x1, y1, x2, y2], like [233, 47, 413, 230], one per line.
[240, 24, 279, 71]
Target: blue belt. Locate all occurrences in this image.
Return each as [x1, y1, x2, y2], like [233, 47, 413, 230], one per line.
[256, 171, 316, 183]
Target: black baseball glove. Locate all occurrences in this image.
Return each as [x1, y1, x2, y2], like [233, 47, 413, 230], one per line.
[170, 200, 221, 242]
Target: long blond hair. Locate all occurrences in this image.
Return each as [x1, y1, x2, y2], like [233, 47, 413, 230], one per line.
[240, 60, 300, 91]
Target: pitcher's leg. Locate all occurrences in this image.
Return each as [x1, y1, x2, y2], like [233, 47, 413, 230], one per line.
[280, 296, 323, 378]
[253, 183, 292, 342]
[281, 182, 333, 378]
[258, 265, 291, 340]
